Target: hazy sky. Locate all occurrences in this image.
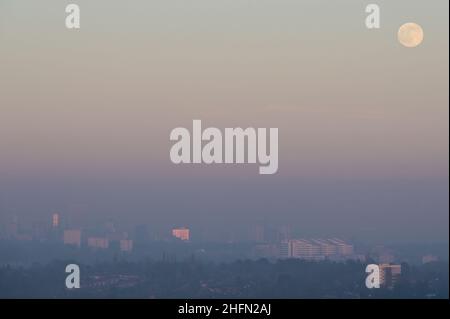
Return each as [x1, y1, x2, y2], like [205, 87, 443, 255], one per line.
[0, 1, 448, 242]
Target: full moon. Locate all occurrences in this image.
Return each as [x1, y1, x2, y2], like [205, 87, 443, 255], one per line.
[398, 23, 424, 48]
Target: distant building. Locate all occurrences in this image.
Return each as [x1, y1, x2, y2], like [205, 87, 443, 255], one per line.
[328, 238, 354, 256]
[422, 255, 439, 264]
[292, 239, 322, 260]
[312, 239, 338, 257]
[280, 239, 322, 260]
[120, 239, 133, 252]
[279, 241, 290, 258]
[280, 238, 353, 260]
[49, 213, 63, 242]
[87, 237, 109, 249]
[64, 229, 81, 247]
[52, 213, 60, 228]
[379, 264, 402, 288]
[172, 227, 190, 241]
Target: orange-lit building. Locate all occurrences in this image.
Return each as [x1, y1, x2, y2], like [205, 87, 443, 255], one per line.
[172, 227, 190, 241]
[52, 213, 60, 228]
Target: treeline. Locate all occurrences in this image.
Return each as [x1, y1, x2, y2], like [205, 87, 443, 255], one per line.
[0, 259, 448, 299]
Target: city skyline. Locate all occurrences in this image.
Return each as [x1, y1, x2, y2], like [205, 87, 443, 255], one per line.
[1, 0, 448, 244]
[1, 211, 448, 249]
[0, 0, 448, 291]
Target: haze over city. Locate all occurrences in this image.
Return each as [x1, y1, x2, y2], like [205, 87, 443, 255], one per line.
[0, 0, 448, 243]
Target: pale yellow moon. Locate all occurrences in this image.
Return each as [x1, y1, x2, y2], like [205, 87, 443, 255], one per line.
[398, 23, 424, 48]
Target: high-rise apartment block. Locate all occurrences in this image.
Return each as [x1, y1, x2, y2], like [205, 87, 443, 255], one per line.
[379, 264, 402, 288]
[280, 238, 354, 260]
